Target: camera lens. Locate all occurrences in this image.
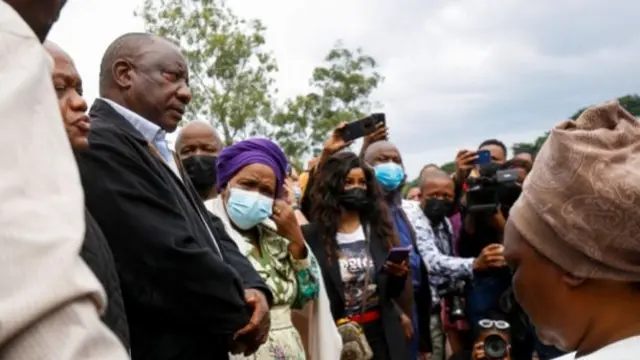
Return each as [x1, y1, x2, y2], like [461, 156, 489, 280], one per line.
[483, 334, 507, 359]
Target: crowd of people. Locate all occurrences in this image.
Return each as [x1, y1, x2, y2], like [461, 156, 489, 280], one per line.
[2, 2, 640, 360]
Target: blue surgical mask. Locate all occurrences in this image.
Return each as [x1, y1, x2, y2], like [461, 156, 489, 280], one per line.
[374, 162, 405, 191]
[225, 188, 273, 230]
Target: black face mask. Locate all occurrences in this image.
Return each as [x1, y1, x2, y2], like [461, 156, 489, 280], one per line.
[338, 188, 371, 212]
[182, 155, 217, 193]
[422, 198, 453, 224]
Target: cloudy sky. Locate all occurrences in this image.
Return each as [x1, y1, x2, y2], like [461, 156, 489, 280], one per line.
[49, 0, 640, 178]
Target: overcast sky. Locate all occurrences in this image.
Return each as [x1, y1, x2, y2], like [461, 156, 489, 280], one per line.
[48, 0, 640, 178]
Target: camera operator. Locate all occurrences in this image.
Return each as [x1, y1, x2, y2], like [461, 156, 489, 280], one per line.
[447, 313, 512, 360]
[407, 168, 508, 359]
[472, 313, 512, 360]
[453, 140, 513, 337]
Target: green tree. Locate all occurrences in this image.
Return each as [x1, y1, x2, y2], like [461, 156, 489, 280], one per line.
[138, 0, 278, 145]
[440, 161, 456, 174]
[273, 42, 383, 161]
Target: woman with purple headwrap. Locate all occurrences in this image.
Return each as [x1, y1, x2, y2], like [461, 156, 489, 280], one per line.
[204, 138, 321, 360]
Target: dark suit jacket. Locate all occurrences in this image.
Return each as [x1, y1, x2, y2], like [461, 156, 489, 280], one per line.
[81, 209, 130, 349]
[302, 223, 410, 360]
[76, 99, 271, 360]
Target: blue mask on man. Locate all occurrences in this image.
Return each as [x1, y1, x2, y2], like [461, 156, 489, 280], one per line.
[225, 188, 273, 230]
[374, 162, 405, 191]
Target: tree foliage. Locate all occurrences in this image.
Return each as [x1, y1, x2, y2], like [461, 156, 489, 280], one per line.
[138, 1, 382, 161]
[272, 43, 383, 163]
[138, 0, 278, 145]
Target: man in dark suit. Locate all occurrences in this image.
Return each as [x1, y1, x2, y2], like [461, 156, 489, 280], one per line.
[76, 32, 272, 360]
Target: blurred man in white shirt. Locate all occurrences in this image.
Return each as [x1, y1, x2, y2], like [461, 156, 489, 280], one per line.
[0, 1, 128, 359]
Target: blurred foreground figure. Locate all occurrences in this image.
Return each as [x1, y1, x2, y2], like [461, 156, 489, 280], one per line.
[0, 1, 129, 359]
[504, 101, 640, 360]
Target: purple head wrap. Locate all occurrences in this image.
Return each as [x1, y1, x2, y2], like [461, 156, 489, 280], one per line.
[216, 138, 288, 196]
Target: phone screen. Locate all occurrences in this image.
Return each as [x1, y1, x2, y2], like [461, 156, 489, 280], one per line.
[475, 150, 492, 165]
[386, 246, 411, 263]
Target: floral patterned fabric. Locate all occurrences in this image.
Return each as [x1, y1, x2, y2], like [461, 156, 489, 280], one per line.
[229, 225, 320, 360]
[402, 200, 474, 306]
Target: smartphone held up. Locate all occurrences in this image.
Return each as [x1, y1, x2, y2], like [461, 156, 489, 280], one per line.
[338, 113, 386, 142]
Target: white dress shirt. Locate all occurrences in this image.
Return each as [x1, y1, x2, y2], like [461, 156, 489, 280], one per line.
[0, 3, 129, 359]
[553, 336, 640, 360]
[99, 98, 180, 176]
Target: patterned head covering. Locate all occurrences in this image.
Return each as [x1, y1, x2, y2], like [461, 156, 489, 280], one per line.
[216, 138, 288, 196]
[510, 101, 640, 281]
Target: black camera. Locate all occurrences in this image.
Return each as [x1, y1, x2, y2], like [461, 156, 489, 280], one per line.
[465, 163, 520, 213]
[477, 319, 511, 360]
[437, 279, 467, 322]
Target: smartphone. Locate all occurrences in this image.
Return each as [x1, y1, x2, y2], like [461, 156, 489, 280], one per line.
[338, 113, 386, 142]
[475, 150, 492, 165]
[386, 246, 411, 264]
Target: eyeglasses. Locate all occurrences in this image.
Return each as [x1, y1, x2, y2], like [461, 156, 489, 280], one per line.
[478, 319, 510, 330]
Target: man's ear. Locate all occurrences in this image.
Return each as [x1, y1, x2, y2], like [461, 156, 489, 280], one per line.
[112, 59, 134, 90]
[562, 272, 586, 287]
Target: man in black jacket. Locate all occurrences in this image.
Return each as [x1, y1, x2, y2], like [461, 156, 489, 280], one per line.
[76, 32, 272, 360]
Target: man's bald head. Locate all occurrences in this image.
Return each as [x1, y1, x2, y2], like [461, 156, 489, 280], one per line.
[175, 121, 223, 159]
[419, 163, 441, 182]
[419, 168, 454, 203]
[364, 140, 402, 166]
[98, 32, 163, 96]
[98, 32, 190, 133]
[421, 168, 450, 182]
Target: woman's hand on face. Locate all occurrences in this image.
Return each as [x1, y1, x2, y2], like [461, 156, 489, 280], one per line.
[283, 178, 296, 206]
[383, 260, 409, 277]
[271, 199, 306, 257]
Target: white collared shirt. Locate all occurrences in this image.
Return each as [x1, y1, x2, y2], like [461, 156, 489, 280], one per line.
[100, 97, 180, 176]
[553, 336, 640, 360]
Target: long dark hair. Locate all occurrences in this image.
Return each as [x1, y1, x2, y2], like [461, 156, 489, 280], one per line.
[309, 151, 399, 261]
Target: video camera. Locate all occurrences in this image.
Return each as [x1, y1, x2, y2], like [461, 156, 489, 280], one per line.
[437, 279, 467, 323]
[465, 163, 520, 213]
